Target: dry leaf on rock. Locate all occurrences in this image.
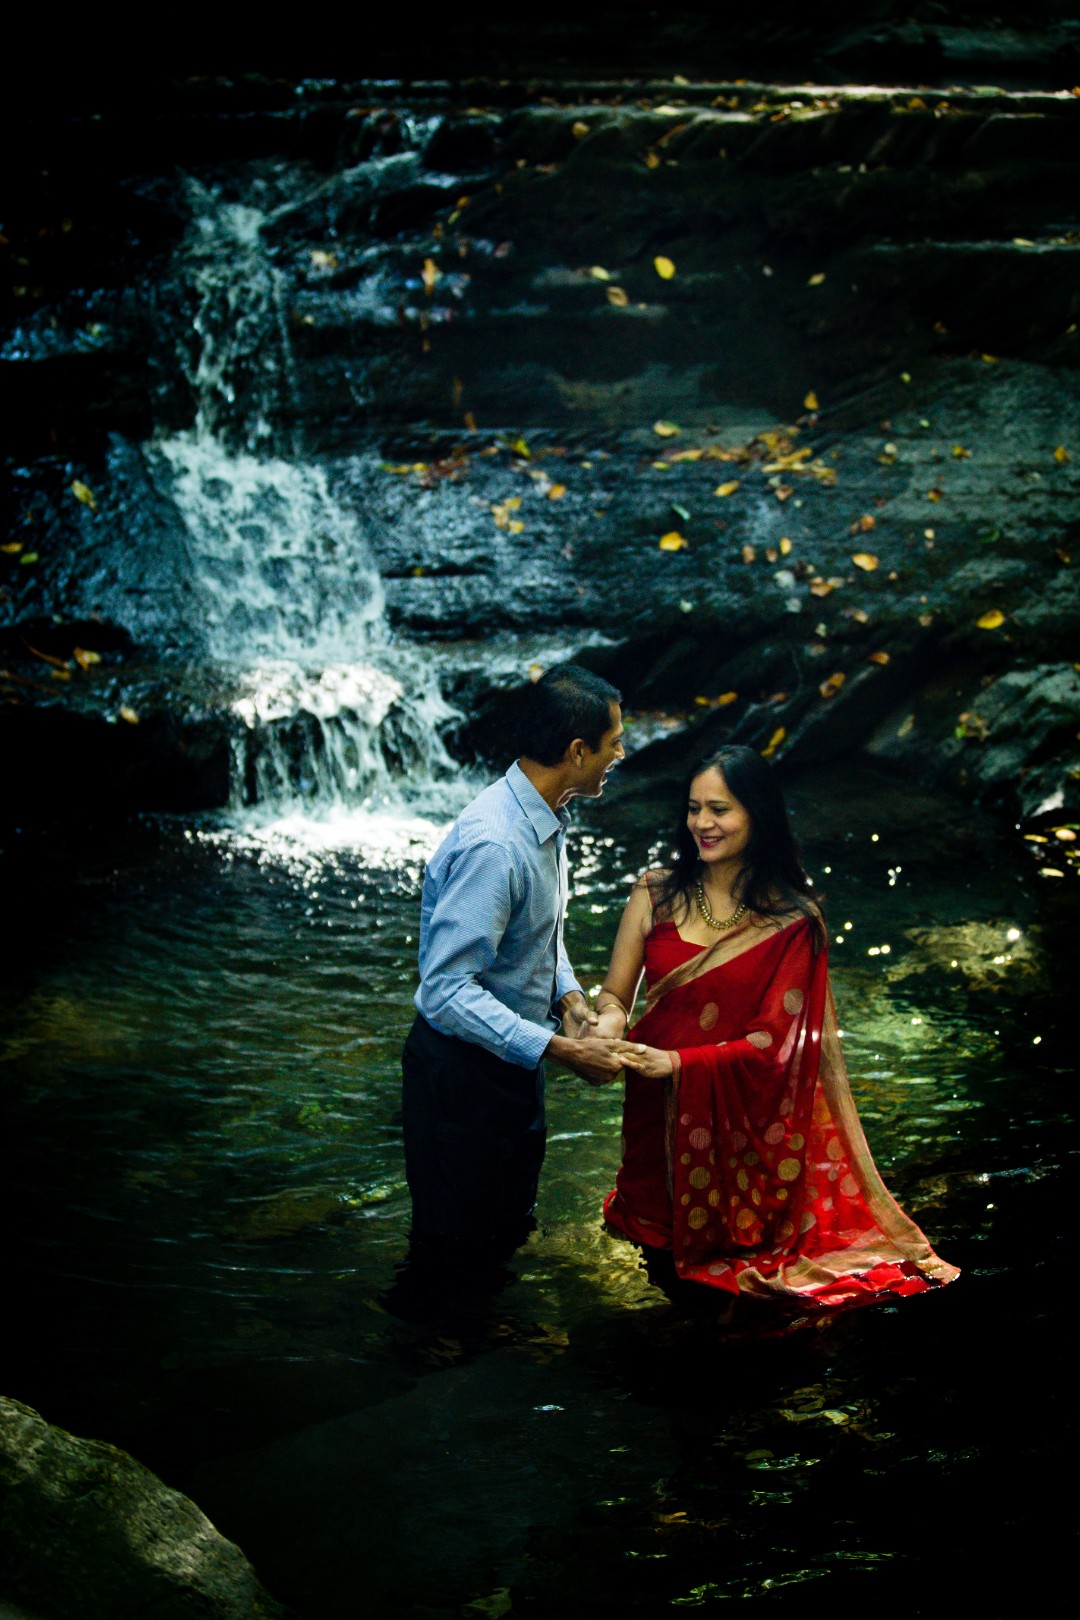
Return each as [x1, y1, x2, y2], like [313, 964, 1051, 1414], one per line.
[976, 609, 1005, 629]
[659, 532, 689, 551]
[852, 553, 879, 571]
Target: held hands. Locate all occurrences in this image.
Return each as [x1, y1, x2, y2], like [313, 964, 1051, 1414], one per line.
[558, 991, 599, 1041]
[586, 1007, 630, 1041]
[610, 1040, 673, 1079]
[547, 1032, 628, 1086]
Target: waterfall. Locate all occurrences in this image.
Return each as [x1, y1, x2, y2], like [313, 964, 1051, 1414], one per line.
[154, 183, 462, 819]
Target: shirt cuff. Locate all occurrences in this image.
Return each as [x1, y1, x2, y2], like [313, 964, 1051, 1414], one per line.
[505, 1017, 556, 1071]
[554, 972, 584, 1007]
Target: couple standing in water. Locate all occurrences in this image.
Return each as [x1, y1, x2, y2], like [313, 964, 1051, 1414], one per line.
[402, 663, 956, 1314]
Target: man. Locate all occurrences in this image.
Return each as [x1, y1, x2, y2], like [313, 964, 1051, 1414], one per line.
[402, 662, 626, 1252]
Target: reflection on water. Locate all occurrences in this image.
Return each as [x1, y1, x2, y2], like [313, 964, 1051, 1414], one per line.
[0, 771, 1071, 1616]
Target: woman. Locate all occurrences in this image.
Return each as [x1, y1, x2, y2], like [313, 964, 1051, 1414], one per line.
[597, 745, 958, 1311]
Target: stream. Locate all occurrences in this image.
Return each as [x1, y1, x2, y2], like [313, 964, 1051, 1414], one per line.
[0, 766, 1070, 1616]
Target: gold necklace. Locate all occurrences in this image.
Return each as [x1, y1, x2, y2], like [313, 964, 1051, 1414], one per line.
[695, 879, 748, 931]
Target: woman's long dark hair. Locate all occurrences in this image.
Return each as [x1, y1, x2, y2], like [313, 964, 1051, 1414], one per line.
[654, 745, 826, 951]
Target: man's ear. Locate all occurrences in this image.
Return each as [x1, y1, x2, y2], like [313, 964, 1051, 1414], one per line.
[568, 737, 587, 767]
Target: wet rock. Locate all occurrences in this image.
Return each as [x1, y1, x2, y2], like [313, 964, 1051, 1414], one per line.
[0, 1398, 284, 1620]
[225, 1187, 358, 1242]
[1, 69, 1077, 835]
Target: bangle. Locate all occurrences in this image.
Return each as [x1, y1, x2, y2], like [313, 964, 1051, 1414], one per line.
[596, 994, 630, 1027]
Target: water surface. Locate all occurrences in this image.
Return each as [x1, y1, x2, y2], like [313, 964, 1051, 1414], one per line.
[1, 767, 1071, 1616]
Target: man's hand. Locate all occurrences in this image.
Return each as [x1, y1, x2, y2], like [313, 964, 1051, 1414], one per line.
[546, 1032, 627, 1086]
[557, 990, 599, 1041]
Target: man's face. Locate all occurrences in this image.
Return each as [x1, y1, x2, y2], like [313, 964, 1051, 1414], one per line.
[574, 702, 625, 798]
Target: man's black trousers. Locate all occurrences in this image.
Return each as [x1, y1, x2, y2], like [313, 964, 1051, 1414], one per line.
[401, 1014, 547, 1246]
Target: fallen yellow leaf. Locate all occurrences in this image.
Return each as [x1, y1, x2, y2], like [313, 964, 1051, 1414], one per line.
[819, 671, 846, 698]
[651, 461, 671, 470]
[310, 250, 338, 271]
[849, 607, 870, 624]
[1, 541, 23, 554]
[761, 726, 786, 759]
[927, 489, 942, 501]
[807, 272, 826, 286]
[422, 258, 440, 294]
[528, 663, 544, 682]
[803, 390, 819, 411]
[572, 121, 589, 138]
[779, 536, 792, 556]
[852, 553, 879, 571]
[71, 480, 96, 510]
[20, 552, 39, 565]
[1053, 827, 1077, 842]
[850, 514, 876, 534]
[715, 480, 740, 497]
[659, 532, 689, 551]
[547, 484, 567, 500]
[1054, 445, 1071, 463]
[952, 444, 972, 459]
[809, 579, 838, 597]
[588, 266, 611, 280]
[976, 609, 1005, 629]
[507, 519, 524, 535]
[606, 286, 630, 307]
[741, 544, 756, 563]
[653, 421, 681, 437]
[654, 256, 676, 280]
[644, 149, 661, 169]
[867, 650, 890, 665]
[73, 647, 102, 669]
[717, 691, 738, 706]
[119, 705, 139, 724]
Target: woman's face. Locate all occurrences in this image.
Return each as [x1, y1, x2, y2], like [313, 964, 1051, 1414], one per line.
[686, 767, 752, 869]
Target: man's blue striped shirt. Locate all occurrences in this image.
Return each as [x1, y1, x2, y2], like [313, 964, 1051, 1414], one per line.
[414, 761, 582, 1068]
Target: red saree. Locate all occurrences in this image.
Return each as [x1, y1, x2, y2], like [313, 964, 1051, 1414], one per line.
[603, 913, 958, 1308]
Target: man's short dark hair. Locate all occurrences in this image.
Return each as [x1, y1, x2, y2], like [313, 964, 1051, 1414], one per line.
[520, 663, 621, 766]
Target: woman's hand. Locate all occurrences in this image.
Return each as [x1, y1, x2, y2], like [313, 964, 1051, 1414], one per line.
[586, 1007, 630, 1041]
[612, 1041, 673, 1079]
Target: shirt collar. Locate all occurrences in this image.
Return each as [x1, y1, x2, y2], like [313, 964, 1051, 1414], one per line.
[505, 760, 569, 843]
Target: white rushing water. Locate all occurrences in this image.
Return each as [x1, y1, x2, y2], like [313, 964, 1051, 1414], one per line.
[149, 182, 468, 835]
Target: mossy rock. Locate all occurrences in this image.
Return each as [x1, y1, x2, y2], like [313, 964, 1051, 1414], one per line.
[0, 1399, 284, 1620]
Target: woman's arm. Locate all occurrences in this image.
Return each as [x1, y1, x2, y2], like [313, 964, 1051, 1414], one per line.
[590, 877, 653, 1038]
